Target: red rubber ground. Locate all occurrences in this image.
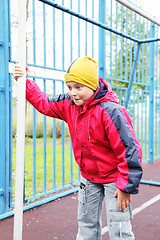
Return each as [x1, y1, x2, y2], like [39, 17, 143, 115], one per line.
[0, 159, 160, 240]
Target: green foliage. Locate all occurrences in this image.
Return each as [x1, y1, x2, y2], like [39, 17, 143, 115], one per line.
[12, 100, 70, 139]
[107, 5, 150, 91]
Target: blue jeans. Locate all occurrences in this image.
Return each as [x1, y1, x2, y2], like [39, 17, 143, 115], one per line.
[76, 176, 135, 240]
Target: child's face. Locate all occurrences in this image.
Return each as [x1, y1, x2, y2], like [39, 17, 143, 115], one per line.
[66, 81, 94, 106]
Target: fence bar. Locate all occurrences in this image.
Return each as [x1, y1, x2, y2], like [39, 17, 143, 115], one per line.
[52, 81, 56, 189]
[144, 92, 148, 161]
[0, 187, 79, 221]
[9, 74, 13, 207]
[85, 0, 87, 56]
[142, 20, 145, 84]
[43, 4, 46, 67]
[137, 16, 141, 84]
[70, 138, 73, 185]
[98, 0, 106, 80]
[43, 80, 47, 192]
[92, 0, 94, 58]
[0, 0, 10, 215]
[62, 0, 65, 70]
[110, 0, 113, 85]
[159, 93, 160, 157]
[120, 5, 123, 80]
[32, 0, 36, 196]
[70, 0, 73, 62]
[141, 180, 160, 186]
[141, 92, 144, 151]
[62, 82, 65, 188]
[148, 23, 155, 164]
[38, 0, 139, 43]
[155, 42, 158, 157]
[115, 2, 118, 81]
[32, 0, 36, 64]
[124, 8, 128, 82]
[129, 11, 133, 87]
[13, 0, 26, 239]
[132, 90, 135, 128]
[52, 6, 55, 68]
[33, 106, 36, 196]
[137, 91, 140, 139]
[125, 43, 141, 109]
[140, 37, 160, 43]
[116, 0, 160, 26]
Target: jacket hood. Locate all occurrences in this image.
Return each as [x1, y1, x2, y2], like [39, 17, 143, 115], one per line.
[85, 78, 119, 108]
[94, 78, 119, 104]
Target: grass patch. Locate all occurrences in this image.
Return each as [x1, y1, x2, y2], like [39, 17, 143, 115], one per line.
[12, 137, 79, 201]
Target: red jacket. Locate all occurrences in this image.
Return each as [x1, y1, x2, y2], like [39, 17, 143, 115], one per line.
[26, 77, 143, 194]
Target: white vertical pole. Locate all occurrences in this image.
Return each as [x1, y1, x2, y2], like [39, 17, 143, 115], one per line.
[13, 0, 26, 239]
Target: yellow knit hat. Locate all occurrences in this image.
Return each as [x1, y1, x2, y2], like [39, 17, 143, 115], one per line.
[64, 56, 98, 90]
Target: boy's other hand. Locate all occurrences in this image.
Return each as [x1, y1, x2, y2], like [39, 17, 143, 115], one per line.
[114, 189, 131, 212]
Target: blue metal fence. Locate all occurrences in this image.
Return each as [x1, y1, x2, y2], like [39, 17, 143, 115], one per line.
[0, 0, 160, 219]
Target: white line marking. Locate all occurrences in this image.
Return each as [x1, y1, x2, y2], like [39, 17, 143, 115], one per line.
[102, 226, 109, 235]
[102, 194, 160, 235]
[132, 194, 160, 215]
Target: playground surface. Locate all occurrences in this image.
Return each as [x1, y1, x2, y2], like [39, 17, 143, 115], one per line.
[0, 159, 160, 240]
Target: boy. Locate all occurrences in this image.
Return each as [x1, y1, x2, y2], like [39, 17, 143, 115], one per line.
[14, 56, 143, 240]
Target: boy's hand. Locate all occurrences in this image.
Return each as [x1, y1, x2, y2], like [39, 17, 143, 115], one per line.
[114, 189, 131, 212]
[14, 65, 28, 81]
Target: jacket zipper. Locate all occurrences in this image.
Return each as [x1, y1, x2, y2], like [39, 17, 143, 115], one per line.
[75, 111, 90, 142]
[75, 111, 78, 138]
[87, 114, 91, 142]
